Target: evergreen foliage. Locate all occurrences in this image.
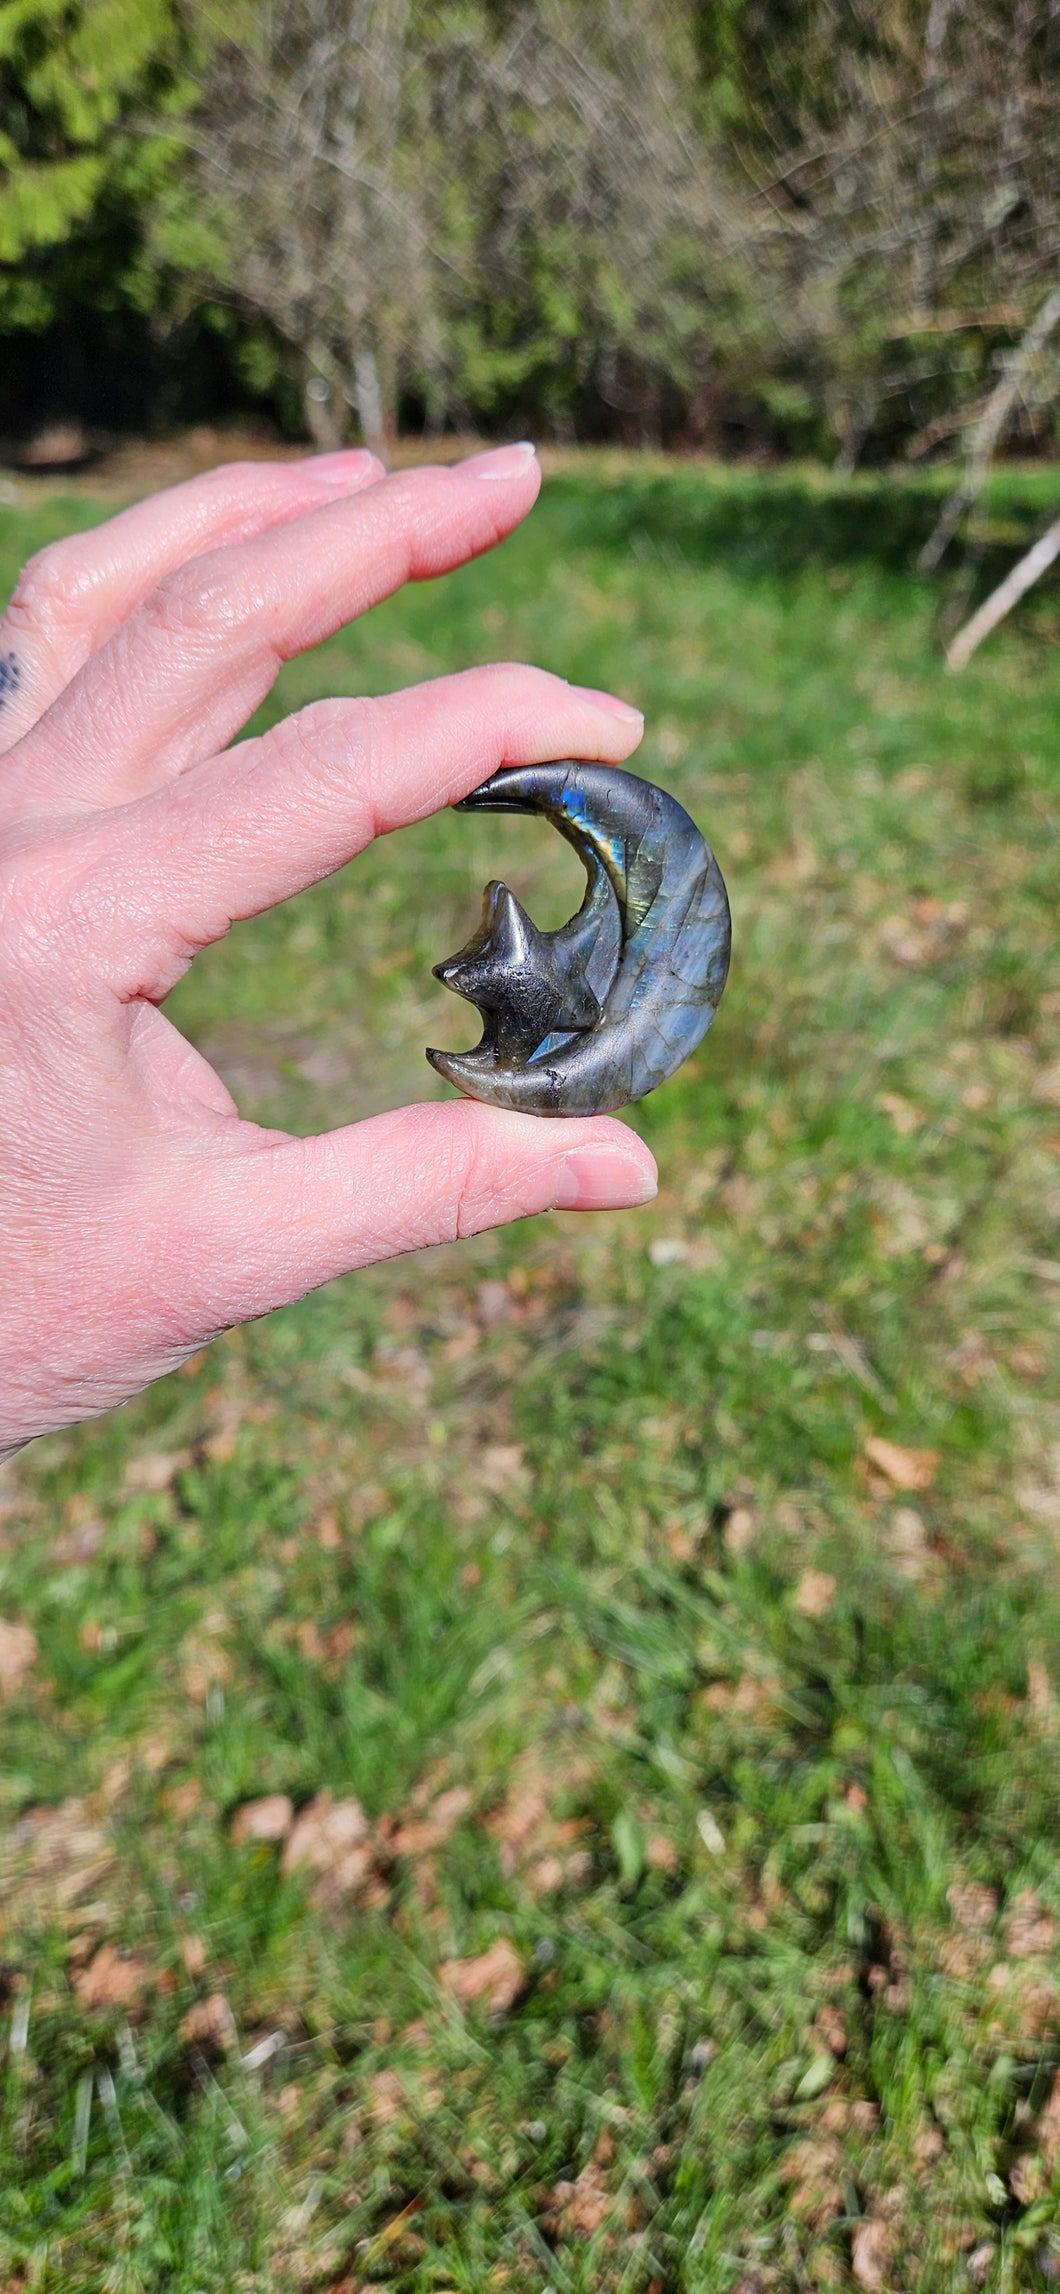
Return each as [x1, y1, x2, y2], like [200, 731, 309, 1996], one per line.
[1, 0, 1059, 456]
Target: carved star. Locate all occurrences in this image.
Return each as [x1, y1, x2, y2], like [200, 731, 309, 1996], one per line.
[433, 879, 602, 1064]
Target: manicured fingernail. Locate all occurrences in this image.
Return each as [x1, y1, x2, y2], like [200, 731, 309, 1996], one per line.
[552, 1147, 658, 1212]
[578, 687, 644, 725]
[461, 441, 538, 480]
[303, 449, 382, 484]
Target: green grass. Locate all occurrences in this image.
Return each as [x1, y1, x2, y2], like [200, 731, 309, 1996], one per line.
[0, 457, 1058, 2292]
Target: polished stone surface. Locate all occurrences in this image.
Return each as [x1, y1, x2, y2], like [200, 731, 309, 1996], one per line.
[427, 760, 731, 1115]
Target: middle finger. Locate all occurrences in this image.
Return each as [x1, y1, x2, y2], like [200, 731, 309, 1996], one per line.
[6, 446, 541, 816]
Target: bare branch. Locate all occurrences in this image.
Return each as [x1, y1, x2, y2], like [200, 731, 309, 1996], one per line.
[919, 276, 1060, 570]
[946, 513, 1060, 667]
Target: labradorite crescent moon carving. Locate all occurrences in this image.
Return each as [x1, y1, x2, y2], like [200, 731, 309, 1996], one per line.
[426, 761, 731, 1116]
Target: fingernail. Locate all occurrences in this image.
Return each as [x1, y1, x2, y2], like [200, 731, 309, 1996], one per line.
[577, 686, 644, 725]
[303, 449, 382, 485]
[552, 1146, 658, 1212]
[460, 441, 538, 481]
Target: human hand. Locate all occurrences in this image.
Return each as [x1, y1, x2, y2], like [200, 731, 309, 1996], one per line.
[0, 444, 656, 1456]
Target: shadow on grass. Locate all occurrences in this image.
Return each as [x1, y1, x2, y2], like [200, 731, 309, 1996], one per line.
[545, 464, 1060, 586]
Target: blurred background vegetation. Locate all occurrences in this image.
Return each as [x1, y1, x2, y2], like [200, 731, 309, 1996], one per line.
[3, 6, 1060, 2287]
[3, 0, 1060, 470]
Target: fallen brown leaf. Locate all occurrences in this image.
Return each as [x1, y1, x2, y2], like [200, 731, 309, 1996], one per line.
[391, 1785, 472, 1857]
[232, 1794, 294, 1847]
[947, 1881, 998, 1932]
[1032, 1064, 1060, 1108]
[162, 1779, 202, 1820]
[478, 1443, 526, 1494]
[1027, 1662, 1053, 1713]
[181, 1634, 232, 1704]
[887, 1506, 930, 1580]
[808, 2004, 847, 2058]
[3, 1799, 112, 1918]
[878, 916, 933, 968]
[0, 1618, 38, 1699]
[179, 1991, 236, 2052]
[549, 2161, 611, 2237]
[180, 1934, 207, 1977]
[282, 1790, 380, 1907]
[123, 1449, 192, 1495]
[794, 1570, 837, 1619]
[487, 1782, 549, 1870]
[779, 2137, 844, 2230]
[852, 2215, 894, 2292]
[1037, 2070, 1060, 2172]
[876, 1092, 922, 1135]
[439, 1937, 526, 2016]
[315, 1509, 342, 1551]
[294, 1620, 327, 1663]
[367, 2066, 407, 2124]
[1004, 1889, 1058, 1959]
[50, 1515, 106, 1568]
[723, 1505, 755, 1556]
[73, 1942, 152, 2012]
[864, 1436, 938, 1491]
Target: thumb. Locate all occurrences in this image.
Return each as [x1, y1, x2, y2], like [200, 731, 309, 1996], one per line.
[181, 1101, 658, 1328]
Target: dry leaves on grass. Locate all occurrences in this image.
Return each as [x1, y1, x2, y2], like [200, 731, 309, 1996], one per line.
[2, 1800, 113, 1921]
[723, 1503, 756, 1556]
[72, 1941, 152, 2013]
[851, 2212, 896, 2293]
[1033, 2072, 1060, 2174]
[231, 1794, 294, 1847]
[947, 1881, 999, 1933]
[439, 1937, 526, 2016]
[1004, 1889, 1058, 1959]
[0, 1618, 37, 1700]
[876, 1092, 922, 1135]
[547, 2160, 612, 2238]
[877, 900, 968, 970]
[390, 1785, 472, 1859]
[1033, 1064, 1060, 1108]
[793, 1570, 836, 1619]
[484, 1756, 595, 1896]
[477, 1443, 528, 1495]
[864, 1436, 938, 1491]
[49, 1512, 106, 1568]
[778, 2137, 844, 2231]
[885, 1506, 930, 1580]
[179, 1991, 237, 2053]
[1009, 2080, 1060, 2211]
[281, 1791, 387, 1910]
[122, 1449, 192, 1495]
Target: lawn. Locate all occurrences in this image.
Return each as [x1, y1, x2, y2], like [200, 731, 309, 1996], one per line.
[0, 454, 1058, 2293]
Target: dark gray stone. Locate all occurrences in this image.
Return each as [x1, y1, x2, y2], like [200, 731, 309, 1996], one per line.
[427, 761, 731, 1115]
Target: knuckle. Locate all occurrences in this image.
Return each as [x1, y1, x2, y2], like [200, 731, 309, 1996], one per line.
[6, 538, 96, 633]
[280, 694, 361, 763]
[138, 568, 218, 644]
[447, 1104, 502, 1242]
[268, 696, 379, 823]
[139, 560, 267, 646]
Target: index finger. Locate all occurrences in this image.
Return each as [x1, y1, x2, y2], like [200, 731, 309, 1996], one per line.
[9, 444, 542, 814]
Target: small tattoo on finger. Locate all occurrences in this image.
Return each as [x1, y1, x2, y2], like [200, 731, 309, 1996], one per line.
[0, 653, 20, 710]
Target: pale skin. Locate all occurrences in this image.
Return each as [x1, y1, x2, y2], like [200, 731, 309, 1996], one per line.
[0, 441, 657, 1460]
